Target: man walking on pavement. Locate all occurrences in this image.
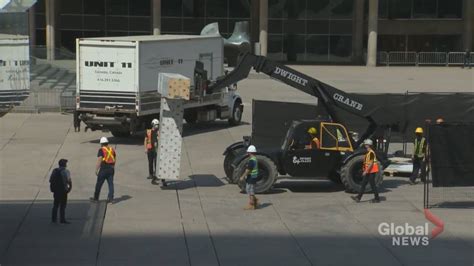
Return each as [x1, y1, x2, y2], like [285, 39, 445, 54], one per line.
[145, 119, 159, 180]
[50, 159, 72, 224]
[90, 137, 116, 203]
[351, 139, 380, 203]
[239, 145, 259, 210]
[463, 49, 471, 69]
[410, 127, 426, 185]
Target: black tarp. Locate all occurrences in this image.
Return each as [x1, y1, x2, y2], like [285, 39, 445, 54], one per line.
[252, 93, 474, 150]
[429, 123, 474, 187]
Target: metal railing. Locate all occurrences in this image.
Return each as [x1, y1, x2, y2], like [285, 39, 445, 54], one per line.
[379, 51, 473, 67]
[418, 52, 448, 65]
[388, 52, 417, 66]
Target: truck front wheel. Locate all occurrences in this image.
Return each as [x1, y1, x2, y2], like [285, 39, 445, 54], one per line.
[340, 154, 383, 193]
[233, 155, 277, 194]
[228, 101, 242, 126]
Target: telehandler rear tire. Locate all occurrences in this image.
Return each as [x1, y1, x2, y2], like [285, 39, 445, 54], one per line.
[340, 154, 383, 193]
[233, 155, 277, 194]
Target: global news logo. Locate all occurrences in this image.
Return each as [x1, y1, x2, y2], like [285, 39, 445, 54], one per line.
[377, 209, 444, 247]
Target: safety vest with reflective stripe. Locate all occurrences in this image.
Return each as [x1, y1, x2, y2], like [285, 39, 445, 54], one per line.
[363, 149, 379, 173]
[249, 155, 258, 179]
[414, 137, 426, 158]
[101, 146, 116, 164]
[145, 129, 153, 150]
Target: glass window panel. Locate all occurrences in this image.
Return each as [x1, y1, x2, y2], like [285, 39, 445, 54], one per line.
[61, 0, 83, 14]
[107, 16, 129, 31]
[283, 34, 305, 61]
[60, 30, 82, 52]
[307, 0, 330, 19]
[162, 0, 182, 17]
[205, 18, 228, 35]
[330, 0, 353, 18]
[229, 0, 250, 18]
[378, 0, 389, 18]
[83, 31, 106, 38]
[388, 0, 412, 19]
[129, 17, 151, 31]
[128, 31, 148, 35]
[330, 35, 352, 62]
[183, 0, 205, 17]
[35, 0, 46, 13]
[378, 35, 407, 51]
[106, 31, 129, 37]
[84, 15, 105, 30]
[307, 20, 329, 34]
[268, 19, 283, 34]
[106, 0, 128, 15]
[59, 15, 83, 30]
[438, 0, 462, 18]
[268, 34, 284, 61]
[283, 20, 305, 34]
[413, 0, 436, 18]
[183, 18, 206, 33]
[130, 0, 151, 16]
[306, 35, 329, 62]
[329, 20, 352, 34]
[162, 18, 182, 32]
[285, 0, 305, 19]
[84, 0, 104, 15]
[269, 0, 284, 18]
[36, 29, 46, 45]
[35, 14, 46, 29]
[206, 0, 228, 18]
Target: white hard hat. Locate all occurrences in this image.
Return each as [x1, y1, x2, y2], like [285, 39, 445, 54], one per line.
[151, 119, 159, 126]
[100, 137, 109, 144]
[363, 139, 373, 146]
[247, 145, 257, 153]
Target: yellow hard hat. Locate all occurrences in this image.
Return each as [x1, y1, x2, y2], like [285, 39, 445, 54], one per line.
[415, 127, 423, 134]
[307, 127, 317, 135]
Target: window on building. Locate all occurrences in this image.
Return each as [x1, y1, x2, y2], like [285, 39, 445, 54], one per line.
[306, 35, 329, 62]
[388, 0, 412, 19]
[307, 0, 330, 19]
[283, 34, 306, 61]
[206, 0, 228, 18]
[229, 0, 250, 18]
[413, 0, 437, 18]
[330, 35, 352, 62]
[438, 0, 462, 18]
[183, 0, 205, 17]
[61, 0, 83, 14]
[162, 0, 182, 17]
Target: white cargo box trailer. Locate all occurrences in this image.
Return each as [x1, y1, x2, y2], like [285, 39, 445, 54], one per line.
[76, 35, 243, 137]
[0, 34, 30, 115]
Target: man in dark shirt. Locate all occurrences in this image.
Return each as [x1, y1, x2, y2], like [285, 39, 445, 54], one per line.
[50, 159, 72, 224]
[463, 49, 471, 69]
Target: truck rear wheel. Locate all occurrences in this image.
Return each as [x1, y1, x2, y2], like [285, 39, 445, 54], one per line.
[340, 154, 383, 193]
[232, 155, 277, 194]
[223, 147, 245, 182]
[228, 102, 242, 126]
[111, 130, 131, 138]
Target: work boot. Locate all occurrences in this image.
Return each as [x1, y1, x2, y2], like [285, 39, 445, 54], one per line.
[161, 179, 167, 187]
[351, 196, 361, 203]
[244, 203, 255, 210]
[147, 175, 153, 180]
[89, 197, 98, 203]
[254, 197, 259, 209]
[371, 198, 381, 203]
[409, 180, 417, 185]
[60, 220, 71, 224]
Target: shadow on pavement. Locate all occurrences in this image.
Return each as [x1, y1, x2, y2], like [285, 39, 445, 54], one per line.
[0, 199, 106, 265]
[111, 195, 133, 204]
[156, 175, 226, 190]
[274, 180, 344, 193]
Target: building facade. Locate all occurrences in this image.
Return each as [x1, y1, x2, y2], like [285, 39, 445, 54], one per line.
[29, 0, 473, 64]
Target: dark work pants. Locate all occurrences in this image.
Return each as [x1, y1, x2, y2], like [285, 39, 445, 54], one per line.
[357, 173, 379, 200]
[52, 192, 67, 222]
[410, 157, 426, 182]
[94, 167, 115, 200]
[147, 150, 157, 176]
[464, 57, 471, 68]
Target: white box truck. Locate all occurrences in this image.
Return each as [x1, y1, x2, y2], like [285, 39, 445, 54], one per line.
[0, 34, 30, 115]
[76, 35, 243, 137]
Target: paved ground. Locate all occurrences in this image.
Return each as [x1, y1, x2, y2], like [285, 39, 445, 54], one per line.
[1, 67, 473, 266]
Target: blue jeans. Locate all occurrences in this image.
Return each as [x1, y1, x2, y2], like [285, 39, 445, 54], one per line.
[94, 167, 114, 200]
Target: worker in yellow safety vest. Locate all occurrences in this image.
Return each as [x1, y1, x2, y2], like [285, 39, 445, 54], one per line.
[90, 137, 116, 203]
[351, 139, 380, 203]
[305, 127, 320, 149]
[145, 119, 160, 181]
[410, 127, 426, 185]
